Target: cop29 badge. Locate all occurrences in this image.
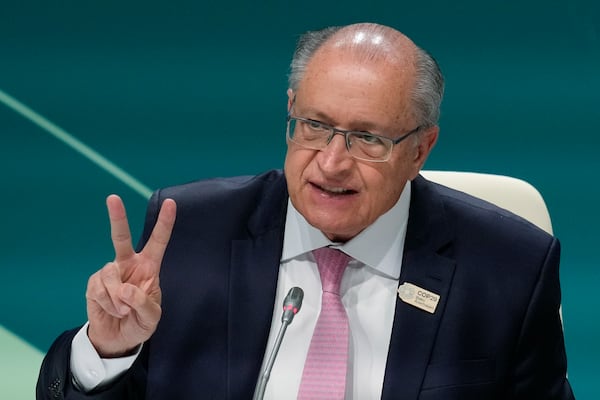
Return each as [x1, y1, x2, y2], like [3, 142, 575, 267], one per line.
[397, 282, 440, 314]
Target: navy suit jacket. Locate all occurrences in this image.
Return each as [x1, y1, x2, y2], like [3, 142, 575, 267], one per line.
[37, 170, 574, 399]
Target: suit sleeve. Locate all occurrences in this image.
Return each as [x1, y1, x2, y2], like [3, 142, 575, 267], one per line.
[36, 328, 77, 400]
[509, 238, 575, 399]
[36, 328, 150, 400]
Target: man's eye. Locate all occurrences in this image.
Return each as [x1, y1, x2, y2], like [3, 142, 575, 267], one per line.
[306, 120, 327, 131]
[354, 133, 385, 145]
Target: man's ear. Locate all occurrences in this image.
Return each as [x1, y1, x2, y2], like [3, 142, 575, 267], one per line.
[287, 89, 294, 112]
[411, 126, 439, 175]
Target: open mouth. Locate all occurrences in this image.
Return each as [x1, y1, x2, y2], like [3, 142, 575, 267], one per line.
[311, 182, 357, 196]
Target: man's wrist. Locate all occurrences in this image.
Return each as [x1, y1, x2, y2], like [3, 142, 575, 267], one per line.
[70, 322, 142, 392]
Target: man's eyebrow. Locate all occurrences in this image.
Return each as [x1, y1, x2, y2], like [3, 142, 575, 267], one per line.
[296, 107, 383, 133]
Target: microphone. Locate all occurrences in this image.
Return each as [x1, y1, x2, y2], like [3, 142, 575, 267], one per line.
[253, 287, 304, 400]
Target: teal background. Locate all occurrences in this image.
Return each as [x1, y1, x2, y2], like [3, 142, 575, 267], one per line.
[1, 0, 598, 397]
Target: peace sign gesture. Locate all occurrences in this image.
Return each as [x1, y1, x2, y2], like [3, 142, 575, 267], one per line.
[85, 194, 176, 357]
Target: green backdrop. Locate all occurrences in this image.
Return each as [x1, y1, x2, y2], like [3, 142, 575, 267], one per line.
[1, 1, 598, 398]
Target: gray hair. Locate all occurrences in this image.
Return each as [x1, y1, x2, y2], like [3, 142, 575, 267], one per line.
[287, 25, 445, 128]
[411, 47, 444, 128]
[288, 26, 342, 92]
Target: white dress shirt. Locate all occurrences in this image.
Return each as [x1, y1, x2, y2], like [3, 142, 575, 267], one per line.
[261, 181, 410, 399]
[71, 181, 411, 398]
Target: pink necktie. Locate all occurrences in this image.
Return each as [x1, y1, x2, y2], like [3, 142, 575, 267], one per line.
[298, 247, 352, 400]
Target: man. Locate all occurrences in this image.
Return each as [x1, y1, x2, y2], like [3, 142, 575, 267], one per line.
[37, 23, 574, 399]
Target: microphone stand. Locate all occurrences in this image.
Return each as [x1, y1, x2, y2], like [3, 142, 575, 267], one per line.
[253, 317, 292, 400]
[253, 287, 304, 400]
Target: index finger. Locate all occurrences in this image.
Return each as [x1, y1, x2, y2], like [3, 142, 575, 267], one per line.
[141, 198, 177, 268]
[107, 194, 135, 262]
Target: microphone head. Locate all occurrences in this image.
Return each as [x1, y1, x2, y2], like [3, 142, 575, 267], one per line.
[281, 287, 304, 324]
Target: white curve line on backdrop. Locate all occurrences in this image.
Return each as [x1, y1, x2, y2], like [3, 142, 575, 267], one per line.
[0, 88, 153, 199]
[0, 324, 43, 396]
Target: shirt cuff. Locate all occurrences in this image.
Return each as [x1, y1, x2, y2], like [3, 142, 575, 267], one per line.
[70, 322, 141, 392]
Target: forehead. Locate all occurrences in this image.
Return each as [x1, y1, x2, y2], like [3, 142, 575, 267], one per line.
[295, 47, 417, 128]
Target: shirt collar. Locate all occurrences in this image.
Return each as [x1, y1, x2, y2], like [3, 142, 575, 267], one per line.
[282, 181, 411, 279]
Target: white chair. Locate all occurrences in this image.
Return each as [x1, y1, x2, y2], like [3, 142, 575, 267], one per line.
[420, 170, 553, 234]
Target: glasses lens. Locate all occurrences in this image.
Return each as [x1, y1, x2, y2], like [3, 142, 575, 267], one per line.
[347, 133, 392, 161]
[287, 118, 296, 140]
[288, 118, 329, 150]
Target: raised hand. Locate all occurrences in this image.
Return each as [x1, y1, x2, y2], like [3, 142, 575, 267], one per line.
[85, 194, 176, 357]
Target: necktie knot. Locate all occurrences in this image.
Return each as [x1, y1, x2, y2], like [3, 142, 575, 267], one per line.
[313, 247, 351, 296]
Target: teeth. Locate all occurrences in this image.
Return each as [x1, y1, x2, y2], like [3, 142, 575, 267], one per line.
[322, 186, 349, 194]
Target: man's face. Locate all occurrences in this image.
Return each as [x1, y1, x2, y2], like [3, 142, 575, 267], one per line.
[284, 49, 437, 242]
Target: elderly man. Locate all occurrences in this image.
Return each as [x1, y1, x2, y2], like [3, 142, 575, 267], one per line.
[37, 23, 574, 399]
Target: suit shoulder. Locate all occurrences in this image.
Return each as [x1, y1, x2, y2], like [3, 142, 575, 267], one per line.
[141, 169, 287, 238]
[156, 169, 286, 204]
[423, 177, 555, 246]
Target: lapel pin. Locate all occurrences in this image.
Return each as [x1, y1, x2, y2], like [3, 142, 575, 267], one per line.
[397, 282, 440, 314]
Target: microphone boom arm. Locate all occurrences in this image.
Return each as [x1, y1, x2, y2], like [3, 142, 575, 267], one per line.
[253, 287, 304, 400]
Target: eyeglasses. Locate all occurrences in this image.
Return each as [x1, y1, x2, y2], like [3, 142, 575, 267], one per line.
[286, 115, 421, 162]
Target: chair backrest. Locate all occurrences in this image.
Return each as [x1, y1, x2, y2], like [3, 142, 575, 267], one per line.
[420, 170, 553, 235]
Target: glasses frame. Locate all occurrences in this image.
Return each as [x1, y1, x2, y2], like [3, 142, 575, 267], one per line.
[286, 114, 422, 162]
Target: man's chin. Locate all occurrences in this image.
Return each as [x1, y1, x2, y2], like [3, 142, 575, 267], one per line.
[308, 219, 359, 243]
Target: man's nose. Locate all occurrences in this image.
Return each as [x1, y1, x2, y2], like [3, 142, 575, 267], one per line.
[317, 134, 353, 171]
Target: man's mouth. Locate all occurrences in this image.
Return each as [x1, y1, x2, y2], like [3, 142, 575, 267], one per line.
[311, 182, 357, 195]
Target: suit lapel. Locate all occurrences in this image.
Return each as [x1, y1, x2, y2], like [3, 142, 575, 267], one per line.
[226, 174, 289, 398]
[381, 176, 457, 400]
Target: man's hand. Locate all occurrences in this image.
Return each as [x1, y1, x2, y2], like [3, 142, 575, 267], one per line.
[85, 194, 176, 358]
